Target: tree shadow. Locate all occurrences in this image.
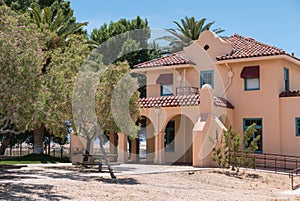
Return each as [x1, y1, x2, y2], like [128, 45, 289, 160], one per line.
[213, 170, 262, 180]
[246, 173, 261, 179]
[1, 166, 141, 184]
[94, 177, 140, 185]
[0, 183, 71, 201]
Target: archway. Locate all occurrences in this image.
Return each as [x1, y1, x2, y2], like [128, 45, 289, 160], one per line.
[163, 114, 194, 165]
[129, 116, 155, 163]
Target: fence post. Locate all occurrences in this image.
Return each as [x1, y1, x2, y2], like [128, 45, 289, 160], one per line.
[275, 157, 277, 173]
[284, 156, 286, 170]
[60, 147, 63, 159]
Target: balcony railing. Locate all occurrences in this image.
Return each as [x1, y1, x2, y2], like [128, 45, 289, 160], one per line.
[176, 87, 199, 96]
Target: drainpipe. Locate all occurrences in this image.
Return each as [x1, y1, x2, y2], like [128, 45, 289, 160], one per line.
[221, 63, 233, 97]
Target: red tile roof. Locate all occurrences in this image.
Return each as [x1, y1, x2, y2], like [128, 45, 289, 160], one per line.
[138, 94, 234, 109]
[133, 52, 191, 69]
[216, 34, 291, 61]
[279, 90, 300, 97]
[134, 34, 299, 68]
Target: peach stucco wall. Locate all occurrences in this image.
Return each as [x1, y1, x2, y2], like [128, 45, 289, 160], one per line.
[280, 97, 300, 156]
[221, 60, 282, 154]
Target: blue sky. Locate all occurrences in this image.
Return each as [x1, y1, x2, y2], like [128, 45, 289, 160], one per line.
[70, 0, 300, 57]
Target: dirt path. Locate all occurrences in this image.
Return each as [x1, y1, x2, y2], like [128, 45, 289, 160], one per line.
[0, 165, 300, 201]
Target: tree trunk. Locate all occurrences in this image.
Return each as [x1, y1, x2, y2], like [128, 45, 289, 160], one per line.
[0, 133, 13, 155]
[83, 136, 92, 162]
[99, 135, 116, 179]
[33, 124, 44, 154]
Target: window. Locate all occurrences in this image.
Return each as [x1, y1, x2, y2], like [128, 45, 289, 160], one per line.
[200, 70, 214, 88]
[243, 118, 263, 153]
[156, 73, 173, 96]
[160, 84, 173, 96]
[241, 66, 260, 91]
[284, 68, 290, 91]
[165, 121, 175, 152]
[296, 118, 300, 136]
[245, 78, 260, 90]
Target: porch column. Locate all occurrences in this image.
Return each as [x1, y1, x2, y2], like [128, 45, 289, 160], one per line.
[154, 132, 165, 164]
[130, 138, 139, 162]
[117, 133, 128, 163]
[109, 131, 118, 162]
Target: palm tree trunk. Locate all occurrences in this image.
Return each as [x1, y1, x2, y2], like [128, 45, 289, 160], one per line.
[33, 124, 44, 154]
[99, 135, 116, 179]
[0, 133, 13, 155]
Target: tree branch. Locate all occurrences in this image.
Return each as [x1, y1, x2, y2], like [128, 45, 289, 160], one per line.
[0, 129, 20, 135]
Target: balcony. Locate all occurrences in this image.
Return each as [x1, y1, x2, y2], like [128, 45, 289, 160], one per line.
[176, 87, 199, 96]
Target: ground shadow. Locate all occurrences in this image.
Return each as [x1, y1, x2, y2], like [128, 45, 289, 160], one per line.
[212, 170, 262, 180]
[1, 166, 140, 183]
[94, 177, 140, 185]
[0, 183, 71, 201]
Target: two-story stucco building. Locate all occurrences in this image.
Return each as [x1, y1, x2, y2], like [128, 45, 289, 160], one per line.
[70, 30, 300, 167]
[120, 30, 300, 167]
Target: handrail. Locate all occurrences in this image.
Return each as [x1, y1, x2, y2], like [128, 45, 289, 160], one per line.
[176, 87, 199, 96]
[235, 152, 300, 173]
[289, 168, 300, 190]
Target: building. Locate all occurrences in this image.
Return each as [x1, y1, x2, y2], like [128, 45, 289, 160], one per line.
[71, 30, 300, 167]
[127, 30, 300, 167]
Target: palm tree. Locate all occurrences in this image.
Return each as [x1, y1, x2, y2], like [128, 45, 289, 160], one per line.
[28, 6, 88, 49]
[158, 16, 224, 52]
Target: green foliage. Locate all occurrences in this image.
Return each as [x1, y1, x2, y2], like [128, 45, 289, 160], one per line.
[1, 0, 33, 11]
[159, 16, 225, 52]
[28, 5, 88, 50]
[0, 4, 89, 148]
[90, 16, 161, 68]
[2, 0, 73, 14]
[0, 5, 45, 135]
[95, 62, 140, 138]
[38, 35, 90, 136]
[211, 124, 260, 172]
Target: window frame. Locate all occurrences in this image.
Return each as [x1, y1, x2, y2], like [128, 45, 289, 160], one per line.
[243, 118, 263, 153]
[160, 84, 173, 96]
[295, 118, 300, 137]
[200, 70, 214, 89]
[244, 78, 260, 91]
[284, 67, 290, 91]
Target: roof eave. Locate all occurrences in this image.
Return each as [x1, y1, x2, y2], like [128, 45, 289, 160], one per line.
[215, 54, 300, 66]
[131, 64, 194, 73]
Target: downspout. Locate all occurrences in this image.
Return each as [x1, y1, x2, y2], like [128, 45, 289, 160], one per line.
[221, 63, 233, 97]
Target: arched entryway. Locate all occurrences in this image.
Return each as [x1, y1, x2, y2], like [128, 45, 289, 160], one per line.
[129, 116, 155, 163]
[163, 114, 194, 165]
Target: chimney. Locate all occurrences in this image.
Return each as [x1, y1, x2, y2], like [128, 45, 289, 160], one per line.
[292, 52, 295, 56]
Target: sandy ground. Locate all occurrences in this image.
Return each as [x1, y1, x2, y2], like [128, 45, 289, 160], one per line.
[1, 164, 300, 201]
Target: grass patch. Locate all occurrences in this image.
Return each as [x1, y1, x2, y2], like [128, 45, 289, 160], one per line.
[0, 154, 70, 164]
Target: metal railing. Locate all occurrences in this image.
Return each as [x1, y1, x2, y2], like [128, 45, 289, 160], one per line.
[2, 147, 70, 159]
[243, 152, 300, 173]
[176, 87, 199, 96]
